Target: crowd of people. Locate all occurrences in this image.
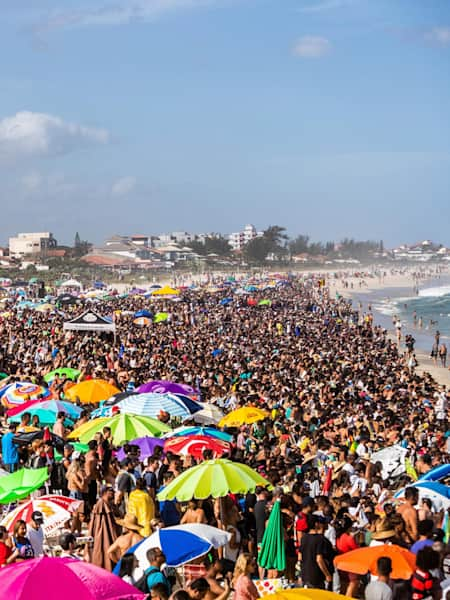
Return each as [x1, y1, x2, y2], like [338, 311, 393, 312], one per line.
[0, 273, 449, 599]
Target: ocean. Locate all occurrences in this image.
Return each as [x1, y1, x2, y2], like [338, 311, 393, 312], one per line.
[352, 275, 450, 352]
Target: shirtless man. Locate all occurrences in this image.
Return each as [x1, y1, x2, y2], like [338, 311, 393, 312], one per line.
[181, 500, 207, 524]
[397, 486, 419, 544]
[106, 514, 143, 564]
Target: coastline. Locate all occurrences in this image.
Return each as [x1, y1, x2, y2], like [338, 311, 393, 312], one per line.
[329, 269, 450, 388]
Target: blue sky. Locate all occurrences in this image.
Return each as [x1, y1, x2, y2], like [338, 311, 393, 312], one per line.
[0, 0, 449, 247]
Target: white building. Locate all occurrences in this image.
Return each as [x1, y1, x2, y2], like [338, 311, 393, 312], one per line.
[228, 224, 263, 251]
[9, 232, 57, 259]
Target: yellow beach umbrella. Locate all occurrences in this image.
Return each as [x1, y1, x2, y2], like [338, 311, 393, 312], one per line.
[34, 303, 53, 312]
[219, 406, 269, 428]
[151, 285, 179, 296]
[64, 379, 119, 404]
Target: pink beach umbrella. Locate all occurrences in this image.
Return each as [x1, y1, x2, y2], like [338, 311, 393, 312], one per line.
[0, 556, 144, 600]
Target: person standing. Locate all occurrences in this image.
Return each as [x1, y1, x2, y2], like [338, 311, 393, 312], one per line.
[397, 487, 419, 544]
[53, 411, 66, 439]
[87, 485, 120, 571]
[26, 511, 45, 557]
[364, 557, 393, 600]
[127, 477, 155, 537]
[299, 515, 332, 589]
[232, 553, 259, 600]
[1, 424, 19, 473]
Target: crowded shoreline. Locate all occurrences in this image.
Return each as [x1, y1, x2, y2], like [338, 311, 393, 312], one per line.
[0, 270, 449, 599]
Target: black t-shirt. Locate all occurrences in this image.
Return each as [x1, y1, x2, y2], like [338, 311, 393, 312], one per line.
[300, 533, 326, 587]
[254, 500, 267, 543]
[116, 471, 133, 494]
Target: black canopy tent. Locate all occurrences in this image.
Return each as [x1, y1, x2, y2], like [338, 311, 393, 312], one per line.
[63, 309, 116, 334]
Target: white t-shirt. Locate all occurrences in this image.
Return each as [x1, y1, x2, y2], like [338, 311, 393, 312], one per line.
[27, 525, 44, 557]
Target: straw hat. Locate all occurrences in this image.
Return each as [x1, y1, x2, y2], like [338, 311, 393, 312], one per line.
[371, 518, 396, 540]
[116, 514, 142, 533]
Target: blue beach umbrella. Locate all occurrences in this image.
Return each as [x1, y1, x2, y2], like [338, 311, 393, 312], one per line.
[114, 524, 231, 573]
[134, 309, 153, 318]
[220, 297, 233, 306]
[117, 392, 202, 420]
[420, 464, 450, 482]
[163, 425, 233, 443]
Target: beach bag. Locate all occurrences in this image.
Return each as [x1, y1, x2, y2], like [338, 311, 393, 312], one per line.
[135, 567, 158, 594]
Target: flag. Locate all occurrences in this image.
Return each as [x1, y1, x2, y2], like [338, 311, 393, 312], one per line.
[322, 465, 333, 496]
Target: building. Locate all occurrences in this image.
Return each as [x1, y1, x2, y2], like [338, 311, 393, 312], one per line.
[228, 224, 263, 251]
[9, 232, 57, 259]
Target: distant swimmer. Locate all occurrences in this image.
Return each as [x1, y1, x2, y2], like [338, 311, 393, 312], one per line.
[418, 317, 423, 329]
[413, 311, 417, 327]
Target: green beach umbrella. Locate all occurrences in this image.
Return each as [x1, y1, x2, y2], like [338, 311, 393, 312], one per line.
[157, 458, 272, 501]
[68, 413, 171, 445]
[43, 368, 81, 383]
[0, 468, 48, 504]
[258, 499, 286, 572]
[154, 312, 169, 323]
[0, 372, 8, 381]
[258, 299, 272, 306]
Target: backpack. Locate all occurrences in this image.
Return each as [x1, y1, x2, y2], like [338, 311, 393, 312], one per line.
[135, 567, 158, 594]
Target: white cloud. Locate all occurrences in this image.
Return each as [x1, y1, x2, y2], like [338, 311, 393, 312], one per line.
[34, 0, 213, 33]
[0, 111, 109, 161]
[21, 171, 43, 192]
[423, 27, 450, 47]
[111, 176, 137, 196]
[292, 36, 332, 58]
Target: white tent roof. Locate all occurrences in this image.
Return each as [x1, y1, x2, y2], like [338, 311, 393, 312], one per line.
[59, 279, 83, 288]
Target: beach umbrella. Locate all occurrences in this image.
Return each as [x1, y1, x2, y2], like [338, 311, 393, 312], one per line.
[394, 481, 450, 511]
[43, 368, 81, 383]
[1, 495, 82, 536]
[0, 556, 144, 600]
[219, 406, 269, 428]
[164, 435, 231, 459]
[164, 425, 233, 442]
[64, 379, 120, 404]
[134, 309, 152, 318]
[419, 464, 450, 482]
[34, 303, 54, 312]
[56, 293, 79, 305]
[157, 458, 272, 501]
[54, 442, 89, 462]
[0, 382, 51, 409]
[117, 392, 202, 420]
[258, 499, 286, 571]
[115, 437, 165, 462]
[137, 380, 197, 396]
[261, 590, 351, 600]
[68, 413, 171, 445]
[119, 524, 231, 571]
[133, 316, 152, 326]
[334, 544, 416, 580]
[151, 285, 179, 296]
[220, 297, 233, 306]
[9, 399, 82, 425]
[13, 430, 65, 452]
[192, 404, 224, 425]
[0, 468, 49, 504]
[258, 299, 272, 306]
[0, 372, 8, 380]
[153, 312, 169, 323]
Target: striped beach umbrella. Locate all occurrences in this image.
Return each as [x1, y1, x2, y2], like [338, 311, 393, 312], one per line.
[0, 382, 51, 409]
[117, 392, 202, 420]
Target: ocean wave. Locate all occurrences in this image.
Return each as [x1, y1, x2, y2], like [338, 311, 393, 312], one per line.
[373, 302, 397, 316]
[418, 285, 450, 298]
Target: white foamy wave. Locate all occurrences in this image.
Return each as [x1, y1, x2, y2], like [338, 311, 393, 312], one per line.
[373, 303, 397, 316]
[418, 285, 450, 298]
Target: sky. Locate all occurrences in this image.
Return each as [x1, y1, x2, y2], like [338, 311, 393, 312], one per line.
[0, 0, 449, 248]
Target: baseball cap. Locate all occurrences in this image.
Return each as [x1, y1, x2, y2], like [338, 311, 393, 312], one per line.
[100, 484, 114, 495]
[31, 511, 44, 524]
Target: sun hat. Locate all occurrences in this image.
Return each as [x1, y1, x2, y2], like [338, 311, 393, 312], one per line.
[116, 514, 142, 533]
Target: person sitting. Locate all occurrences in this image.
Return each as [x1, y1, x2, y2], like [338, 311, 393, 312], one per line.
[118, 553, 139, 586]
[58, 532, 81, 559]
[11, 520, 34, 561]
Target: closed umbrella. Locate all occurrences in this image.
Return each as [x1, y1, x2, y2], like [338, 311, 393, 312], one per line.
[157, 458, 272, 501]
[258, 499, 286, 572]
[0, 556, 144, 600]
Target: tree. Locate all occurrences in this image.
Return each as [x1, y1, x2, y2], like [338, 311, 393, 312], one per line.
[243, 237, 272, 263]
[263, 225, 288, 247]
[188, 236, 231, 257]
[288, 235, 310, 255]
